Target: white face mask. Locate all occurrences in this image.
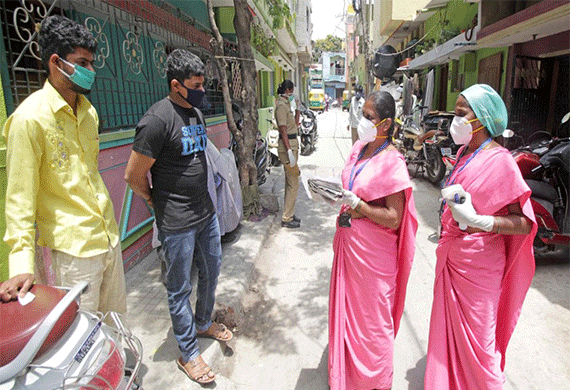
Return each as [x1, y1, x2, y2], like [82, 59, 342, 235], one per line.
[450, 116, 478, 145]
[357, 117, 378, 143]
[357, 117, 385, 144]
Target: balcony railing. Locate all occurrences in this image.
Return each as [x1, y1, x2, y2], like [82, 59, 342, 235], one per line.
[329, 66, 345, 76]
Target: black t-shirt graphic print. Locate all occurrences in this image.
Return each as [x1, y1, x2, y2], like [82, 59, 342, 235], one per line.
[133, 98, 214, 233]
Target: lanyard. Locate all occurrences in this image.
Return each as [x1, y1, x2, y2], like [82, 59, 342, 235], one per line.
[445, 138, 492, 187]
[348, 140, 389, 191]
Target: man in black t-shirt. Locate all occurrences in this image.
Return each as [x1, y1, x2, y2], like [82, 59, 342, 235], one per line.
[125, 49, 232, 385]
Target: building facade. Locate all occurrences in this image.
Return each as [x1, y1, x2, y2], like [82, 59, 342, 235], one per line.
[0, 0, 310, 280]
[368, 0, 568, 141]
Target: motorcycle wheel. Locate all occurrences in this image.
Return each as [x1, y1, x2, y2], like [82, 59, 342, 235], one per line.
[425, 147, 446, 185]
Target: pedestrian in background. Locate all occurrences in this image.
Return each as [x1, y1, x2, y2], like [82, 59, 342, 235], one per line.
[275, 80, 301, 228]
[425, 84, 536, 389]
[125, 49, 232, 385]
[329, 91, 418, 390]
[348, 85, 365, 144]
[0, 15, 126, 315]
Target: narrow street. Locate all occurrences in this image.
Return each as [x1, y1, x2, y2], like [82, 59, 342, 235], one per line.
[222, 108, 570, 389]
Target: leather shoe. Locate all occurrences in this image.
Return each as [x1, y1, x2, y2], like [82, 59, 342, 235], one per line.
[292, 215, 301, 223]
[281, 219, 300, 228]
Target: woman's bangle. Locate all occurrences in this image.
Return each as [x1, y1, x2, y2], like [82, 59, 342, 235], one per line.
[495, 217, 501, 234]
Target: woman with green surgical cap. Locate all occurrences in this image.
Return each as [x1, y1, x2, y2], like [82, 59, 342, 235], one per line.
[425, 84, 537, 390]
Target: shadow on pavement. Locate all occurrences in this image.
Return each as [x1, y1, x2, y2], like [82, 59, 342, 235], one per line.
[532, 254, 570, 310]
[405, 355, 427, 389]
[294, 346, 329, 390]
[238, 267, 299, 355]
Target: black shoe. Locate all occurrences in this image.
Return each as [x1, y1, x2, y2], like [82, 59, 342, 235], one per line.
[292, 215, 301, 223]
[281, 219, 301, 228]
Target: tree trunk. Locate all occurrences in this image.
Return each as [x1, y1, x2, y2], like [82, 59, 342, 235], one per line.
[233, 0, 259, 187]
[205, 0, 256, 188]
[206, 0, 261, 218]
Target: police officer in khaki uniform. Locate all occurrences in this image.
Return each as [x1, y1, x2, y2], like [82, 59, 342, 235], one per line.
[275, 80, 301, 228]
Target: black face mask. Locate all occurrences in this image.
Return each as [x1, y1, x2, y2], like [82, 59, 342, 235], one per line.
[177, 81, 206, 108]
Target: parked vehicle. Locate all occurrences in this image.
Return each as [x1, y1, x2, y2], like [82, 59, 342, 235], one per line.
[394, 106, 452, 185]
[299, 103, 318, 156]
[230, 103, 268, 186]
[0, 282, 143, 390]
[342, 90, 351, 111]
[265, 118, 281, 168]
[308, 89, 325, 112]
[507, 118, 570, 256]
[440, 114, 570, 257]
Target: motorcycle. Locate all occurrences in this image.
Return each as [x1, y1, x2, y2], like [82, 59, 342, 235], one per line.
[395, 107, 453, 185]
[507, 120, 570, 256]
[229, 103, 269, 186]
[0, 282, 143, 390]
[299, 104, 318, 156]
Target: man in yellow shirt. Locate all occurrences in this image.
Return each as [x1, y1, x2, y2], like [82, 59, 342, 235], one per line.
[0, 15, 126, 315]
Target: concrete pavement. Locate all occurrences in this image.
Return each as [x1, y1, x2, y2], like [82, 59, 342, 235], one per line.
[124, 108, 570, 390]
[124, 196, 278, 389]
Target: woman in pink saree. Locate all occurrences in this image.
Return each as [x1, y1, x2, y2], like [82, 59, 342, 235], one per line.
[425, 84, 537, 390]
[329, 91, 418, 390]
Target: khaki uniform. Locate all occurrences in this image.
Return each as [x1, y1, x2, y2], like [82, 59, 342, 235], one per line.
[275, 96, 300, 223]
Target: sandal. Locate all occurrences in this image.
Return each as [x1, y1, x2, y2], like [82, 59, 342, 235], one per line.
[176, 356, 215, 384]
[197, 322, 233, 342]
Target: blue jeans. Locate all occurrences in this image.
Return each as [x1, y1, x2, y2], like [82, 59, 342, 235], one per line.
[158, 213, 222, 362]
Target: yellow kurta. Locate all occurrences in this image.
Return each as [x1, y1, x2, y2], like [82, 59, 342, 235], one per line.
[3, 81, 119, 277]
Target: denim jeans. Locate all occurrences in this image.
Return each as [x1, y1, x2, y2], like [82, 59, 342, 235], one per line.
[158, 213, 222, 362]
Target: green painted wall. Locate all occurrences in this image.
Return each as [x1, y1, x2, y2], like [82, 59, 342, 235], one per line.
[423, 0, 477, 44]
[476, 47, 509, 94]
[216, 7, 236, 34]
[445, 47, 509, 111]
[420, 0, 477, 110]
[166, 0, 211, 31]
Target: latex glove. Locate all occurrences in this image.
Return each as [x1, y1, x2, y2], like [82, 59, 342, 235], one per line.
[441, 184, 468, 230]
[442, 185, 494, 232]
[287, 149, 296, 168]
[341, 189, 361, 210]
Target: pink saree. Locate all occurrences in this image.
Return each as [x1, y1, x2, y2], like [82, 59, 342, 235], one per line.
[329, 143, 418, 390]
[424, 146, 537, 390]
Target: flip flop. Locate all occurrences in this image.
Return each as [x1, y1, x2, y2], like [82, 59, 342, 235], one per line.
[197, 322, 233, 342]
[176, 356, 215, 384]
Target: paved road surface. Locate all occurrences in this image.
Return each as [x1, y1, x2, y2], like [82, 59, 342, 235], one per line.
[223, 108, 570, 390]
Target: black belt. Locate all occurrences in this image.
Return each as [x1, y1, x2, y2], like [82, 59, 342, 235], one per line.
[287, 133, 298, 139]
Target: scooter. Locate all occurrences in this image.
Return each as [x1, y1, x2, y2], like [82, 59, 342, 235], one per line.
[507, 117, 570, 256]
[299, 104, 317, 156]
[394, 107, 452, 185]
[0, 282, 143, 390]
[265, 117, 281, 168]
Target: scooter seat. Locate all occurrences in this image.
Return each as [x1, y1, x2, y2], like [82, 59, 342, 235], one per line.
[526, 179, 558, 204]
[0, 284, 78, 367]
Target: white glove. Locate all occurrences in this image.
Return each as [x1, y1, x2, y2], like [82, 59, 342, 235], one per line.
[287, 149, 296, 168]
[441, 184, 468, 230]
[341, 189, 361, 210]
[442, 184, 494, 232]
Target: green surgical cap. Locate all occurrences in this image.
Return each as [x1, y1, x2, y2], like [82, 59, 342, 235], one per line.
[461, 84, 508, 137]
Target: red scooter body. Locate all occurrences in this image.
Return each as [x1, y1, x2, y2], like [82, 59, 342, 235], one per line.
[512, 150, 541, 179]
[512, 140, 570, 249]
[442, 140, 569, 253]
